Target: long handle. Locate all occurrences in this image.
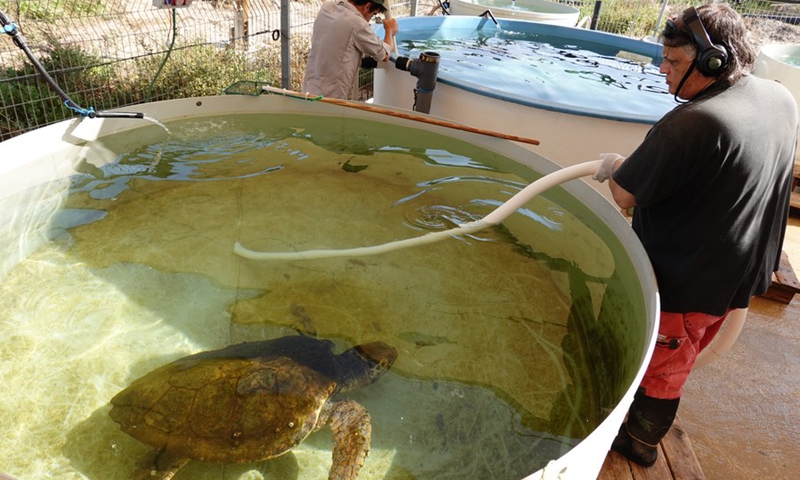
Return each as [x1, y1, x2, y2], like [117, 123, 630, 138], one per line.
[234, 160, 600, 260]
[262, 86, 540, 146]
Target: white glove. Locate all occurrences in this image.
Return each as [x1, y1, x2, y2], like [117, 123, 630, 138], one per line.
[592, 153, 625, 183]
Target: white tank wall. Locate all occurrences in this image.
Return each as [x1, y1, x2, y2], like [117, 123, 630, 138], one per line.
[753, 43, 800, 163]
[0, 95, 659, 480]
[449, 0, 580, 26]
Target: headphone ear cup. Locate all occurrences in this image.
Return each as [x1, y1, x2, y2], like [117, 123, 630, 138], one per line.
[695, 44, 728, 77]
[682, 7, 729, 77]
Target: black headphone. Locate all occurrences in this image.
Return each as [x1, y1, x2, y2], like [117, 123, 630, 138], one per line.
[683, 7, 728, 77]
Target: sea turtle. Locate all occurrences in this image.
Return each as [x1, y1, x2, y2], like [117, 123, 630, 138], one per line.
[109, 335, 398, 480]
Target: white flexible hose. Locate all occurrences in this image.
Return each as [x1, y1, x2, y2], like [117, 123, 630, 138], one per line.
[234, 159, 601, 261]
[693, 307, 748, 369]
[234, 158, 749, 364]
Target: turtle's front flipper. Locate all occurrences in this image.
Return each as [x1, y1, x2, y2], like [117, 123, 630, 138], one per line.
[133, 449, 189, 480]
[325, 399, 372, 480]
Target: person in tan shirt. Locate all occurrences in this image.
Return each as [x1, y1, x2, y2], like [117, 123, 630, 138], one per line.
[302, 0, 398, 100]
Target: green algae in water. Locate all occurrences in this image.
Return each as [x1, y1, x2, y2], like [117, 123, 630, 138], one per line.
[0, 113, 647, 479]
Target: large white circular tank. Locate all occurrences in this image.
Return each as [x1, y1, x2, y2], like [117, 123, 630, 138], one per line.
[0, 95, 658, 480]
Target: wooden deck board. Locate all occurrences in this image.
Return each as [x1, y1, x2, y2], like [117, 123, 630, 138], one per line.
[660, 417, 706, 480]
[764, 158, 800, 301]
[759, 250, 800, 304]
[599, 452, 633, 480]
[598, 416, 706, 480]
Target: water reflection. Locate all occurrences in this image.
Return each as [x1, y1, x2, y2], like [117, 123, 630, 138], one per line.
[397, 30, 676, 116]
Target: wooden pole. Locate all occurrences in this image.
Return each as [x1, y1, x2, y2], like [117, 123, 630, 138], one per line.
[262, 86, 540, 146]
[242, 0, 249, 47]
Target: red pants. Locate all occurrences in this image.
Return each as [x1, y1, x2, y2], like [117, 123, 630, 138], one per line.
[640, 310, 731, 399]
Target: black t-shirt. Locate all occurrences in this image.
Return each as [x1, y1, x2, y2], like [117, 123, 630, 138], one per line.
[613, 75, 797, 315]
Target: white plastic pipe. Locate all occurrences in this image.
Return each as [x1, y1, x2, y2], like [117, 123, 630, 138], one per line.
[234, 159, 601, 261]
[693, 307, 748, 369]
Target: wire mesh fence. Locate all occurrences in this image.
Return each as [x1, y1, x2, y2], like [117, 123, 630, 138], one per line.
[1, 0, 799, 140]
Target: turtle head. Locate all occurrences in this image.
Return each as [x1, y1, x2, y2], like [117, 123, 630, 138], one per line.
[338, 342, 398, 391]
[355, 341, 398, 377]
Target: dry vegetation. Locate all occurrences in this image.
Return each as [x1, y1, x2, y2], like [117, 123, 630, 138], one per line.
[746, 16, 800, 50]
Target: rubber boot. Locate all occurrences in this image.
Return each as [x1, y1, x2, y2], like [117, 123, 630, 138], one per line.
[611, 388, 680, 466]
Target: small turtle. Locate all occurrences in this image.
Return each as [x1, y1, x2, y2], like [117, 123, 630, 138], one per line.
[109, 335, 398, 480]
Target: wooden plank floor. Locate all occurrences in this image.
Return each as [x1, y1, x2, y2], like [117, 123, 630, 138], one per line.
[598, 416, 706, 480]
[759, 250, 800, 304]
[791, 160, 800, 210]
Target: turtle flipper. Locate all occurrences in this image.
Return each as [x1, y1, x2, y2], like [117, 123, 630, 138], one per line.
[324, 399, 372, 480]
[132, 449, 189, 480]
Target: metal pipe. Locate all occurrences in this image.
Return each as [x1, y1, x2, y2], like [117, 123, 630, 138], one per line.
[280, 0, 291, 89]
[479, 9, 498, 27]
[590, 1, 602, 30]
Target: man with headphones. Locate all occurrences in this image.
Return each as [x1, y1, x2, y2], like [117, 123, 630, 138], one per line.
[593, 2, 797, 467]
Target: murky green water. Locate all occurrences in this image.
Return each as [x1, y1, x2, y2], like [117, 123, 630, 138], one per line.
[0, 113, 647, 479]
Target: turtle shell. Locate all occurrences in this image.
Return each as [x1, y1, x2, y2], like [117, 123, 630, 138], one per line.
[109, 336, 344, 463]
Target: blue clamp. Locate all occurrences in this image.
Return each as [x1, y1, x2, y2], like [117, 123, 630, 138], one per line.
[65, 101, 95, 117]
[3, 23, 18, 35]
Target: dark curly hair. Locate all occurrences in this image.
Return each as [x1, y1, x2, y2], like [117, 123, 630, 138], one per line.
[660, 2, 756, 85]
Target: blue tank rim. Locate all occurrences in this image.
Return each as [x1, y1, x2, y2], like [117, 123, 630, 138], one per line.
[379, 16, 673, 125]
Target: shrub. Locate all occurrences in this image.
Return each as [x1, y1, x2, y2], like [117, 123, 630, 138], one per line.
[3, 0, 107, 21]
[0, 42, 123, 140]
[0, 39, 291, 139]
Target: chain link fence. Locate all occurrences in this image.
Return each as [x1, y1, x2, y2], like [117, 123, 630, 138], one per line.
[1, 0, 799, 140]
